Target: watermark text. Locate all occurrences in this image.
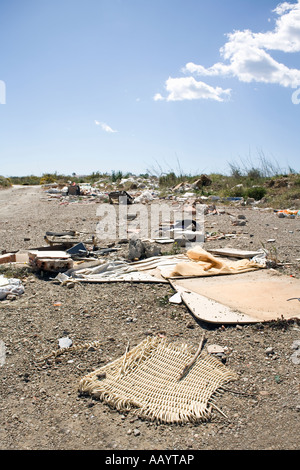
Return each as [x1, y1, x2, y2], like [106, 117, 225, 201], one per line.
[96, 198, 205, 245]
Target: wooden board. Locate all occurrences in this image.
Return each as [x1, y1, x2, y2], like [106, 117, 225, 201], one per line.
[171, 270, 300, 324]
[207, 248, 264, 259]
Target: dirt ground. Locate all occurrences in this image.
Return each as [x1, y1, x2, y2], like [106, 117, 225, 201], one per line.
[0, 185, 299, 452]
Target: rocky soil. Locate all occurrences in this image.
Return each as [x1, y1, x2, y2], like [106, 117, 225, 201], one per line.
[0, 185, 299, 453]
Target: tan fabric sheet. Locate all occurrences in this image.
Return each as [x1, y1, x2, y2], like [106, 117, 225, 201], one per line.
[163, 246, 262, 279]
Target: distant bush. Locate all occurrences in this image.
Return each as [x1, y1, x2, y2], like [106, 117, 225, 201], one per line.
[293, 177, 300, 187]
[111, 170, 127, 182]
[229, 185, 245, 198]
[228, 151, 285, 179]
[159, 172, 180, 187]
[40, 174, 57, 184]
[0, 176, 12, 187]
[245, 186, 267, 200]
[10, 175, 46, 185]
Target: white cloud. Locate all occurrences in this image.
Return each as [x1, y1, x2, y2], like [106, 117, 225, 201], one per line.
[160, 76, 231, 102]
[153, 93, 164, 101]
[184, 1, 300, 89]
[155, 1, 300, 102]
[257, 1, 300, 52]
[273, 2, 295, 16]
[95, 120, 117, 133]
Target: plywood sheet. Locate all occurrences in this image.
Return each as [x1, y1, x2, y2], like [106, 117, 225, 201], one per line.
[207, 248, 264, 259]
[171, 270, 300, 324]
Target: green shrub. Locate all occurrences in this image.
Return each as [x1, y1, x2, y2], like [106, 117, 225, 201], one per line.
[0, 176, 12, 188]
[158, 172, 179, 187]
[40, 174, 56, 184]
[245, 186, 266, 200]
[293, 177, 300, 186]
[111, 170, 124, 182]
[229, 186, 245, 198]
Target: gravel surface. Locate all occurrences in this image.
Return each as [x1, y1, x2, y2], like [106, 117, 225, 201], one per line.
[0, 185, 299, 451]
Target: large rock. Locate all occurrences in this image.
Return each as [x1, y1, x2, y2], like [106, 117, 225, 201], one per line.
[128, 238, 161, 261]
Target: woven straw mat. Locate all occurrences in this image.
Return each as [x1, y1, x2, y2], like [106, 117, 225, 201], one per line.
[79, 336, 238, 424]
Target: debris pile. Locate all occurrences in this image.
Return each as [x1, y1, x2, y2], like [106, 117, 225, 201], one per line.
[28, 250, 74, 272]
[40, 173, 258, 208]
[0, 274, 25, 300]
[274, 209, 300, 219]
[1, 178, 300, 434]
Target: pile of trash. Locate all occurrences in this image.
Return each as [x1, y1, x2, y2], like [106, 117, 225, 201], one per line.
[0, 274, 25, 300]
[133, 190, 159, 204]
[274, 209, 300, 219]
[41, 182, 108, 205]
[1, 220, 300, 325]
[3, 178, 300, 324]
[40, 176, 161, 206]
[40, 174, 266, 209]
[50, 243, 300, 326]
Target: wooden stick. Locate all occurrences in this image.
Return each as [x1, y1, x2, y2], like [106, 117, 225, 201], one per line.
[36, 340, 101, 363]
[117, 340, 130, 379]
[178, 332, 206, 381]
[210, 402, 229, 419]
[221, 386, 257, 398]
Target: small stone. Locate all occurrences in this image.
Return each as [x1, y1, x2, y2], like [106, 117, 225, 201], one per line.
[291, 340, 300, 350]
[134, 428, 140, 436]
[290, 350, 300, 365]
[58, 337, 73, 349]
[246, 198, 255, 205]
[232, 219, 246, 226]
[128, 239, 145, 261]
[169, 292, 182, 304]
[0, 341, 6, 367]
[259, 390, 269, 397]
[207, 344, 225, 354]
[6, 294, 17, 301]
[265, 347, 274, 355]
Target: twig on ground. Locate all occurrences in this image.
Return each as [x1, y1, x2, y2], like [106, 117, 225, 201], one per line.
[178, 331, 206, 381]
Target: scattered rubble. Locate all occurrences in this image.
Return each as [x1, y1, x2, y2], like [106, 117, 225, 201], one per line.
[290, 340, 300, 365]
[274, 209, 300, 219]
[0, 274, 25, 300]
[0, 181, 300, 450]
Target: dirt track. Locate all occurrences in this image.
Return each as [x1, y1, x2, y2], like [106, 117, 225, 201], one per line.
[0, 185, 299, 452]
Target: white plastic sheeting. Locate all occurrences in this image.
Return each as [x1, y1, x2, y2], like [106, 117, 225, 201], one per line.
[0, 275, 25, 300]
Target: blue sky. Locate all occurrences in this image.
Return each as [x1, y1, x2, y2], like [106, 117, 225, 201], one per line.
[0, 0, 299, 177]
